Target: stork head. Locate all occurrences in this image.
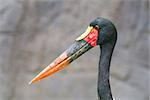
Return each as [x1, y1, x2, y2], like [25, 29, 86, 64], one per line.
[76, 17, 117, 46]
[29, 17, 117, 84]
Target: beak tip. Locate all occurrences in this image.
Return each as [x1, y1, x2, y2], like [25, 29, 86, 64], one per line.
[29, 77, 39, 85]
[28, 81, 33, 85]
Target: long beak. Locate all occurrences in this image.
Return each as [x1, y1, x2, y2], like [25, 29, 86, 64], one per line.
[29, 26, 97, 84]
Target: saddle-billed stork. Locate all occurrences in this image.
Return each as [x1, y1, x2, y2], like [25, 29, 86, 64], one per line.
[29, 17, 117, 100]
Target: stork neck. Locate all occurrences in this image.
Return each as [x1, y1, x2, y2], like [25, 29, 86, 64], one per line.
[97, 43, 115, 100]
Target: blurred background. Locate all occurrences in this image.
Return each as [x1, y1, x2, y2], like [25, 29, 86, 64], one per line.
[0, 0, 149, 100]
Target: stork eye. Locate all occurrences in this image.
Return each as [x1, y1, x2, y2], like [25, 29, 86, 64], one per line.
[95, 25, 99, 29]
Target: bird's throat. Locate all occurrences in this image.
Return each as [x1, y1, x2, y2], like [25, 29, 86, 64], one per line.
[97, 43, 115, 100]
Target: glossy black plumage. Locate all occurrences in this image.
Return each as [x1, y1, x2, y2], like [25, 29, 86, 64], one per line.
[91, 18, 117, 100]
